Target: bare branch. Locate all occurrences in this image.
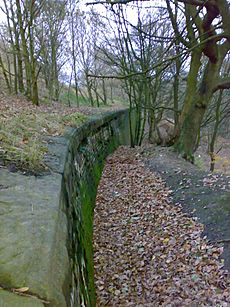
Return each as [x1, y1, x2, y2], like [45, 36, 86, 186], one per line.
[87, 33, 227, 80]
[86, 0, 149, 5]
[177, 0, 204, 5]
[213, 77, 230, 92]
[142, 105, 181, 113]
[86, 0, 205, 5]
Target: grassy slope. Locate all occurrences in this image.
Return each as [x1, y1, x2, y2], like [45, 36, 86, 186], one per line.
[0, 89, 127, 173]
[0, 96, 88, 173]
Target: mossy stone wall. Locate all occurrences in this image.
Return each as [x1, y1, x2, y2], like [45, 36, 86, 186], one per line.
[61, 110, 131, 306]
[0, 109, 133, 306]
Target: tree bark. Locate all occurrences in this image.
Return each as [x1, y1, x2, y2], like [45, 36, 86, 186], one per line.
[178, 51, 202, 127]
[175, 60, 220, 161]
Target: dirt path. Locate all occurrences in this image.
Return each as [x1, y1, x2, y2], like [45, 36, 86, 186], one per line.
[144, 146, 230, 271]
[93, 146, 230, 306]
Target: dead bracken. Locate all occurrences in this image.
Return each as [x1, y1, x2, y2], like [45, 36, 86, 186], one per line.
[93, 146, 230, 306]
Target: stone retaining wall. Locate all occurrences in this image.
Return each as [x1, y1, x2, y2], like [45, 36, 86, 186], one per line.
[0, 109, 133, 306]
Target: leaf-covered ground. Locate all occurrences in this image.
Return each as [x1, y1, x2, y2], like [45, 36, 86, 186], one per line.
[93, 146, 230, 306]
[144, 145, 230, 271]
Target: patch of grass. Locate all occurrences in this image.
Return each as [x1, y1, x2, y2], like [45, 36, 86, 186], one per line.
[59, 87, 129, 107]
[61, 112, 87, 126]
[194, 155, 206, 170]
[59, 89, 90, 106]
[0, 110, 87, 173]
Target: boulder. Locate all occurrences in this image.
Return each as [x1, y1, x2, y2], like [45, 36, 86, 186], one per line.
[155, 118, 175, 146]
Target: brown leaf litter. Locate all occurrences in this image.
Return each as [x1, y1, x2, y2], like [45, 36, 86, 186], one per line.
[93, 146, 230, 306]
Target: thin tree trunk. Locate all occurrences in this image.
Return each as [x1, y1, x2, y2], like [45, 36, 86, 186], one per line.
[110, 82, 113, 104]
[10, 0, 24, 94]
[102, 79, 107, 105]
[148, 77, 159, 142]
[16, 0, 31, 98]
[29, 24, 39, 105]
[148, 108, 155, 142]
[14, 28, 24, 93]
[68, 69, 73, 107]
[4, 0, 23, 94]
[86, 75, 94, 106]
[70, 11, 79, 107]
[51, 42, 59, 101]
[5, 50, 13, 91]
[0, 54, 11, 92]
[173, 46, 181, 130]
[209, 90, 223, 171]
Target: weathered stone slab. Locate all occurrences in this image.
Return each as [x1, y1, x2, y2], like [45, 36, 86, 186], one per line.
[0, 170, 69, 305]
[0, 290, 43, 306]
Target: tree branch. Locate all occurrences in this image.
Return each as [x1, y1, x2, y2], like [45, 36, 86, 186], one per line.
[87, 33, 227, 80]
[86, 0, 149, 5]
[86, 0, 206, 5]
[177, 0, 204, 5]
[142, 105, 181, 113]
[213, 77, 230, 92]
[166, 0, 189, 47]
[218, 0, 230, 39]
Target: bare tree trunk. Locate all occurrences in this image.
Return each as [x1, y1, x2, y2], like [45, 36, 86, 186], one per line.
[70, 7, 79, 107]
[173, 44, 182, 130]
[14, 26, 24, 93]
[9, 0, 24, 94]
[3, 0, 23, 94]
[29, 20, 39, 105]
[68, 69, 73, 107]
[209, 90, 223, 171]
[16, 0, 31, 99]
[86, 75, 94, 106]
[102, 79, 107, 105]
[0, 54, 11, 92]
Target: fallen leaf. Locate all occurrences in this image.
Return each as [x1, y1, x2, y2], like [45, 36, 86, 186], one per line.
[14, 287, 29, 293]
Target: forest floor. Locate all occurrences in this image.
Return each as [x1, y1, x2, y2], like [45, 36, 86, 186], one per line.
[94, 146, 230, 306]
